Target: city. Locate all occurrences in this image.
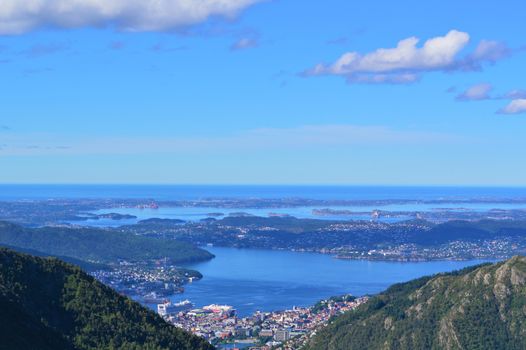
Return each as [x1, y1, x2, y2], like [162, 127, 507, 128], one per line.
[157, 296, 368, 349]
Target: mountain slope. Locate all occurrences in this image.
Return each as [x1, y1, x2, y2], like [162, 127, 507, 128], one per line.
[0, 221, 214, 264]
[0, 243, 108, 271]
[306, 257, 526, 350]
[0, 248, 214, 350]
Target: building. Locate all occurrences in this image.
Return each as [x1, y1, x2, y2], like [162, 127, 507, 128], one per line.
[259, 329, 273, 338]
[274, 329, 290, 342]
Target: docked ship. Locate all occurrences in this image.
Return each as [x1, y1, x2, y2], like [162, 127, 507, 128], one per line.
[142, 291, 167, 304]
[157, 300, 194, 316]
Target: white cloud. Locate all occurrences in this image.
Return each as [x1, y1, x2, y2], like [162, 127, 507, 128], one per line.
[452, 85, 526, 114]
[456, 83, 493, 101]
[0, 0, 262, 35]
[453, 85, 526, 106]
[498, 99, 526, 115]
[0, 125, 457, 156]
[305, 30, 512, 84]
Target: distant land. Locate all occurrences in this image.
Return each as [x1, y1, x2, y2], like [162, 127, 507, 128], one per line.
[3, 197, 526, 261]
[127, 216, 526, 261]
[0, 221, 213, 264]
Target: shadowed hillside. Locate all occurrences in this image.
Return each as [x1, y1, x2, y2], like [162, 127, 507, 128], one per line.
[307, 257, 526, 350]
[0, 248, 214, 350]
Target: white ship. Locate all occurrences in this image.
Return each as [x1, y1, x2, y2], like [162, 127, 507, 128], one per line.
[142, 292, 166, 304]
[157, 300, 194, 316]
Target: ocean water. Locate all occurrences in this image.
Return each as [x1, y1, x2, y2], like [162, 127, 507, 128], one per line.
[173, 247, 493, 317]
[1, 184, 526, 201]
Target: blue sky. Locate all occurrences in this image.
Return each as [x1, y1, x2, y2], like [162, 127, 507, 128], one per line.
[0, 0, 525, 185]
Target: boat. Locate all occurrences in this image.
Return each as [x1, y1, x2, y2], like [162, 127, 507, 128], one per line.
[142, 292, 167, 304]
[157, 300, 194, 316]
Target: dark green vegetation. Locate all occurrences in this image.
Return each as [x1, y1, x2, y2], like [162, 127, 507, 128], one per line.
[311, 295, 356, 314]
[0, 221, 214, 264]
[134, 216, 526, 247]
[306, 257, 526, 350]
[413, 219, 526, 245]
[211, 217, 526, 246]
[138, 218, 186, 225]
[0, 248, 214, 350]
[126, 216, 526, 260]
[220, 215, 333, 233]
[0, 243, 108, 271]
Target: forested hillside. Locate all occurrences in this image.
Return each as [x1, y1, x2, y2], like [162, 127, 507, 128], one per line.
[0, 221, 213, 263]
[0, 248, 214, 350]
[307, 257, 526, 350]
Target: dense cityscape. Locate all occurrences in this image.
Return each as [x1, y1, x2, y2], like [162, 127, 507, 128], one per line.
[91, 260, 202, 302]
[157, 296, 368, 349]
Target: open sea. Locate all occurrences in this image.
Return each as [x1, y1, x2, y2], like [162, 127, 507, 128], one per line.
[1, 184, 526, 201]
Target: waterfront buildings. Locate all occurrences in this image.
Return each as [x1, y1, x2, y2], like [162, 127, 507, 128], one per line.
[158, 296, 368, 348]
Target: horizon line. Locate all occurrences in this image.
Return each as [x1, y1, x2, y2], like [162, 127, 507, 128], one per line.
[1, 183, 526, 188]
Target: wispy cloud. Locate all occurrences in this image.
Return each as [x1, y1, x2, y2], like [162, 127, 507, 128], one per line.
[326, 28, 366, 46]
[230, 37, 259, 51]
[503, 89, 526, 100]
[0, 0, 264, 35]
[453, 84, 526, 114]
[150, 43, 188, 53]
[304, 30, 514, 84]
[0, 125, 458, 156]
[23, 67, 54, 75]
[0, 46, 10, 63]
[326, 37, 349, 46]
[109, 41, 125, 50]
[456, 83, 493, 101]
[455, 85, 526, 102]
[453, 40, 512, 71]
[21, 43, 69, 58]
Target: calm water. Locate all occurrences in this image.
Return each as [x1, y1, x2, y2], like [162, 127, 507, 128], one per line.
[173, 247, 493, 317]
[81, 200, 526, 227]
[83, 197, 526, 227]
[1, 184, 526, 201]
